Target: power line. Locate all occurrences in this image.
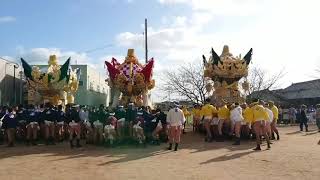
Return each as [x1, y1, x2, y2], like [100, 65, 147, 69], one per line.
[1, 43, 115, 63]
[55, 43, 115, 59]
[84, 44, 114, 54]
[0, 56, 19, 66]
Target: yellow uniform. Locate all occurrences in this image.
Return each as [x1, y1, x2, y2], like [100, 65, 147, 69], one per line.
[271, 106, 279, 122]
[252, 105, 269, 122]
[243, 107, 254, 124]
[192, 108, 202, 118]
[182, 107, 191, 118]
[218, 105, 230, 120]
[201, 104, 217, 118]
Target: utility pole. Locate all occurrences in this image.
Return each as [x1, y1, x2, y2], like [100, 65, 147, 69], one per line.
[4, 63, 7, 105]
[144, 18, 151, 106]
[145, 18, 148, 63]
[12, 65, 19, 105]
[19, 71, 23, 104]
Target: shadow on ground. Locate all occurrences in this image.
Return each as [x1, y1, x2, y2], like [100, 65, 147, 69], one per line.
[1, 126, 316, 165]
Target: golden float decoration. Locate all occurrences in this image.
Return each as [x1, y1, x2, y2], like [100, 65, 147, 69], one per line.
[105, 49, 155, 106]
[202, 45, 252, 105]
[21, 55, 80, 105]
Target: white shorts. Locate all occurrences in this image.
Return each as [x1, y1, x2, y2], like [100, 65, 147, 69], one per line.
[27, 122, 39, 128]
[133, 125, 143, 132]
[84, 121, 91, 128]
[117, 118, 125, 126]
[69, 121, 79, 127]
[232, 119, 243, 124]
[211, 118, 219, 125]
[44, 120, 54, 125]
[19, 120, 26, 124]
[255, 120, 267, 126]
[29, 122, 38, 125]
[157, 122, 163, 129]
[106, 134, 114, 140]
[104, 125, 115, 134]
[118, 118, 125, 122]
[57, 122, 64, 125]
[93, 121, 103, 129]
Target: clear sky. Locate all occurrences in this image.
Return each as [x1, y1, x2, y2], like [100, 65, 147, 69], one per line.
[1, 0, 320, 102]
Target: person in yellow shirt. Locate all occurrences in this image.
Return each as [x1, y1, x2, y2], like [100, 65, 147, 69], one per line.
[217, 101, 230, 142]
[241, 103, 253, 139]
[182, 106, 191, 134]
[191, 104, 202, 132]
[268, 101, 280, 140]
[201, 98, 217, 142]
[251, 100, 271, 151]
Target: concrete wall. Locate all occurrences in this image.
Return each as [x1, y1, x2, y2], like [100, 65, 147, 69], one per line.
[73, 65, 109, 106]
[0, 59, 25, 106]
[74, 88, 108, 107]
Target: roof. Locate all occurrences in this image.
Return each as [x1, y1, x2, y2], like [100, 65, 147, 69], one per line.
[284, 79, 320, 92]
[249, 89, 289, 104]
[281, 89, 320, 99]
[250, 79, 320, 101]
[281, 79, 320, 99]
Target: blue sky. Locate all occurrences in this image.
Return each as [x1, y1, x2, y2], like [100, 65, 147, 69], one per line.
[1, 0, 320, 102]
[0, 0, 189, 61]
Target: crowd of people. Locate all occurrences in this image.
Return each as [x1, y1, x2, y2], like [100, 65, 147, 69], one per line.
[186, 99, 279, 150]
[0, 103, 168, 149]
[277, 104, 320, 132]
[1, 99, 319, 151]
[187, 99, 320, 147]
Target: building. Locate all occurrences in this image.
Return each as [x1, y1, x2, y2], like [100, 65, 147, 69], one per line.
[154, 100, 194, 111]
[72, 65, 110, 106]
[280, 79, 320, 105]
[34, 64, 110, 106]
[0, 58, 25, 106]
[249, 79, 320, 107]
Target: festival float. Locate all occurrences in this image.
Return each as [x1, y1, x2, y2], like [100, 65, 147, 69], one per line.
[21, 55, 80, 105]
[202, 45, 252, 105]
[105, 49, 155, 107]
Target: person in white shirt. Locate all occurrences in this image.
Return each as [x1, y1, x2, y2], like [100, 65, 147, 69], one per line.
[166, 102, 186, 151]
[263, 102, 273, 138]
[79, 107, 89, 122]
[80, 106, 92, 144]
[230, 103, 244, 145]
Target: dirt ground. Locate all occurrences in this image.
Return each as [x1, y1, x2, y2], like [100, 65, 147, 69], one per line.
[0, 125, 319, 180]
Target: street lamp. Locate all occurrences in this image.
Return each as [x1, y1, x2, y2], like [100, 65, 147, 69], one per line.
[4, 62, 19, 106]
[13, 64, 19, 105]
[19, 71, 23, 104]
[0, 57, 19, 106]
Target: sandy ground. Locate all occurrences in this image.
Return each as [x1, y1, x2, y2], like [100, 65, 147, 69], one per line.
[0, 125, 319, 180]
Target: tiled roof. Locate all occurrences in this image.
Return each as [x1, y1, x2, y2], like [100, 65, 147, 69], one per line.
[250, 79, 320, 101]
[281, 79, 320, 99]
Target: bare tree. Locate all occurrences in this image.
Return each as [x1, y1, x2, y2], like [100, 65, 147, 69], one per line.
[161, 63, 211, 104]
[161, 63, 284, 103]
[246, 66, 286, 96]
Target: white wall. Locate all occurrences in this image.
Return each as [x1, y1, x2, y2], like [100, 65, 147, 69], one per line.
[0, 59, 24, 106]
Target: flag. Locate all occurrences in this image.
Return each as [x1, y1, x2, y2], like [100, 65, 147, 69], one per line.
[20, 58, 33, 81]
[105, 61, 120, 80]
[75, 68, 81, 80]
[59, 57, 71, 81]
[139, 58, 154, 82]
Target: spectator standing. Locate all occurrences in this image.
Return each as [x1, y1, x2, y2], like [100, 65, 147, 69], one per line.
[2, 107, 18, 147]
[299, 105, 309, 132]
[315, 104, 320, 132]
